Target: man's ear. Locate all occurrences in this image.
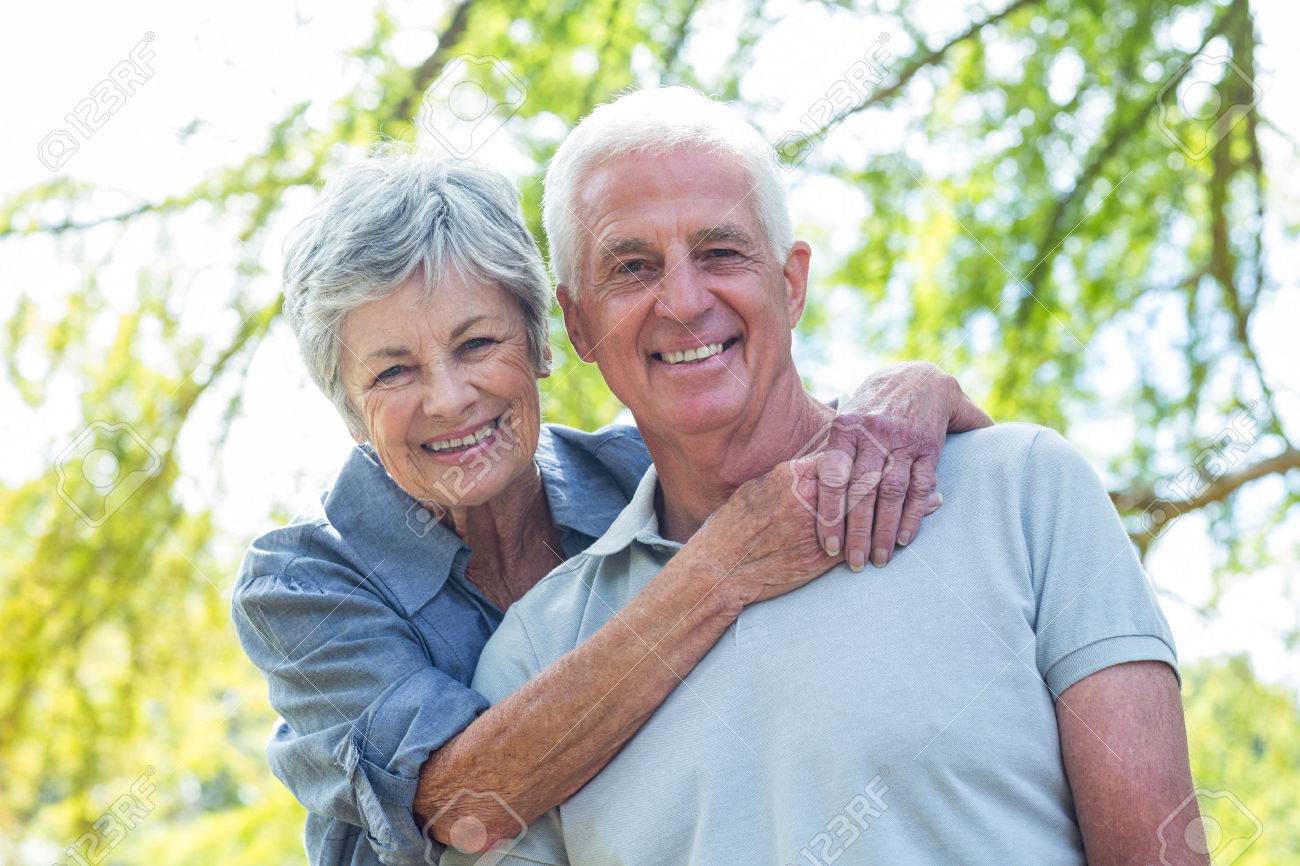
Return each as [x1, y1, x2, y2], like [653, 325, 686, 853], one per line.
[782, 241, 812, 327]
[556, 284, 595, 362]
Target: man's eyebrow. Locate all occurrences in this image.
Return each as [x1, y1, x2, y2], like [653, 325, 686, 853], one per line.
[598, 236, 652, 267]
[688, 224, 756, 248]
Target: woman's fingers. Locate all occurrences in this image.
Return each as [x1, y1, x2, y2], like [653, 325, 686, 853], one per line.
[894, 455, 940, 549]
[867, 452, 913, 566]
[814, 447, 853, 557]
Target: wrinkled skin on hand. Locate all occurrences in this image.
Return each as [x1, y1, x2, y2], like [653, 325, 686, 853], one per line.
[813, 361, 992, 570]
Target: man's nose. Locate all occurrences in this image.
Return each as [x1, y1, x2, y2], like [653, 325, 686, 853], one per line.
[653, 257, 714, 323]
[420, 361, 477, 421]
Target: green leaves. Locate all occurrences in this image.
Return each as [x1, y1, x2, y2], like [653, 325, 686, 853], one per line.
[1, 0, 1296, 862]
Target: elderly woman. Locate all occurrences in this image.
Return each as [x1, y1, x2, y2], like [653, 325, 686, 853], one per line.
[232, 154, 990, 865]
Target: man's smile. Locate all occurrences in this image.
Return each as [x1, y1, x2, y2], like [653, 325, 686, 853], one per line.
[649, 335, 741, 366]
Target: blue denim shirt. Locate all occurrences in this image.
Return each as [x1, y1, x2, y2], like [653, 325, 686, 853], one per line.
[231, 423, 651, 866]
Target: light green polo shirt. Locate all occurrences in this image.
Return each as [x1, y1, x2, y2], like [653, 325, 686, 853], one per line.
[442, 423, 1178, 866]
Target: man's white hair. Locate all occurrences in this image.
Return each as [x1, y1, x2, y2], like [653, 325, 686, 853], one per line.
[542, 86, 793, 294]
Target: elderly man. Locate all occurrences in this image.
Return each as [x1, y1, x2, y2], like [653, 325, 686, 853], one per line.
[443, 87, 1205, 866]
[447, 85, 1206, 863]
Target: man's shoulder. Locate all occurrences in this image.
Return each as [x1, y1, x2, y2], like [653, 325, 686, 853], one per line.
[937, 421, 1084, 477]
[505, 551, 612, 659]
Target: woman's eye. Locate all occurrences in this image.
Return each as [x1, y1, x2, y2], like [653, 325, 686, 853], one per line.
[462, 337, 496, 351]
[376, 365, 405, 382]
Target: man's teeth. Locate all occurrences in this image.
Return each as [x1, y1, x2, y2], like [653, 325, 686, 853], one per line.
[660, 342, 725, 365]
[426, 421, 496, 452]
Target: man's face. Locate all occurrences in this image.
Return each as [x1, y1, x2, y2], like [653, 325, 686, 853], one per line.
[558, 148, 810, 438]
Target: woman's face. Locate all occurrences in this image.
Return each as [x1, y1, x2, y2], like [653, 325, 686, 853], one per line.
[339, 273, 546, 513]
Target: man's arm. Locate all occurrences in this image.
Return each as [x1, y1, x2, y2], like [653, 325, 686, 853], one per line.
[417, 457, 841, 853]
[1057, 661, 1207, 866]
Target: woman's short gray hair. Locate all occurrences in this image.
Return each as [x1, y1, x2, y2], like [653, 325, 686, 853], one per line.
[283, 152, 550, 437]
[542, 86, 793, 294]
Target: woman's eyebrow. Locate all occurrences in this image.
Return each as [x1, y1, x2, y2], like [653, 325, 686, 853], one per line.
[450, 314, 492, 339]
[363, 345, 412, 362]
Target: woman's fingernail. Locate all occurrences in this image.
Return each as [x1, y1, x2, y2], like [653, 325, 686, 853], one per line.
[872, 548, 888, 567]
[848, 551, 864, 571]
[825, 536, 840, 557]
[897, 531, 911, 546]
[931, 492, 944, 507]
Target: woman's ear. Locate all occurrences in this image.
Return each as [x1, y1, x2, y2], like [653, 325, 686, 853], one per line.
[537, 341, 554, 378]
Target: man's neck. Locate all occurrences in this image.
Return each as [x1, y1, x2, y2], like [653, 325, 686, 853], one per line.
[643, 366, 833, 543]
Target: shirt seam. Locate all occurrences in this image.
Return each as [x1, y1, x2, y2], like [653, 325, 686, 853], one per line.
[509, 606, 547, 674]
[1020, 426, 1045, 610]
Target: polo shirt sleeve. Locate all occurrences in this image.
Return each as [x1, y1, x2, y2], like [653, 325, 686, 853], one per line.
[1021, 427, 1179, 697]
[439, 606, 570, 866]
[232, 557, 488, 865]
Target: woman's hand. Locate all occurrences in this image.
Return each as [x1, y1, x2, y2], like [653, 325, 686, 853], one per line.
[814, 361, 992, 570]
[678, 455, 844, 611]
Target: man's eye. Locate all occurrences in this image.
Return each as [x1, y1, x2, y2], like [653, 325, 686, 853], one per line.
[462, 337, 496, 351]
[616, 260, 646, 275]
[705, 248, 739, 259]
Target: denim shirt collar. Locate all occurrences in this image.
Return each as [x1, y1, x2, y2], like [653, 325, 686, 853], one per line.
[321, 426, 632, 614]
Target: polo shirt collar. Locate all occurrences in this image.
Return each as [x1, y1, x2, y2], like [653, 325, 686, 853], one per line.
[586, 464, 679, 556]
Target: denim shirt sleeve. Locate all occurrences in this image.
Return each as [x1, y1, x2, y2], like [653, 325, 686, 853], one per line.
[440, 606, 569, 866]
[232, 552, 488, 865]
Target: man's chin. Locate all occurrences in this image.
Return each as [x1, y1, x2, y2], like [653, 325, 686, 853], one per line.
[646, 394, 747, 437]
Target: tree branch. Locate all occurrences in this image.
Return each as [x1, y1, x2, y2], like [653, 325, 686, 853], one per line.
[1010, 1, 1238, 331]
[1112, 447, 1300, 515]
[787, 0, 1041, 152]
[391, 0, 476, 124]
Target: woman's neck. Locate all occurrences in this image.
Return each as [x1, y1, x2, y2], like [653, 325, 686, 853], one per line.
[446, 462, 565, 608]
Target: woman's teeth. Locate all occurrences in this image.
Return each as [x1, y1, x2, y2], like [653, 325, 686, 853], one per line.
[425, 420, 496, 452]
[659, 342, 725, 365]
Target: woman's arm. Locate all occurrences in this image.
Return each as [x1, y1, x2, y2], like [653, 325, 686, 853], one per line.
[414, 457, 839, 852]
[818, 361, 992, 569]
[416, 364, 984, 854]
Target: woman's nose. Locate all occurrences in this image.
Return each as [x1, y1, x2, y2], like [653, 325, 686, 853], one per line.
[420, 363, 478, 421]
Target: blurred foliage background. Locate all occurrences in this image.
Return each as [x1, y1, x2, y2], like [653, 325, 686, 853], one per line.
[1, 0, 1297, 863]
